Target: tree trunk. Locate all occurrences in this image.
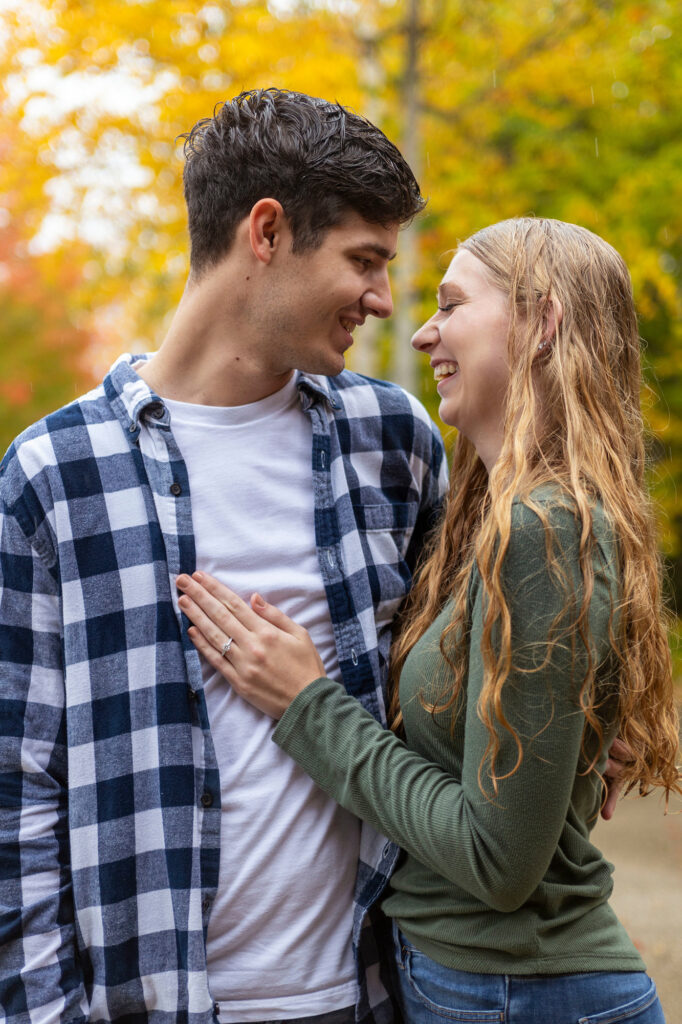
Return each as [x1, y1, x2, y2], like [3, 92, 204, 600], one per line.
[390, 0, 421, 394]
[350, 12, 386, 379]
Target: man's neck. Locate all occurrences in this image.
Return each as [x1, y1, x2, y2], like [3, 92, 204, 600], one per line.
[136, 349, 295, 408]
[136, 270, 294, 407]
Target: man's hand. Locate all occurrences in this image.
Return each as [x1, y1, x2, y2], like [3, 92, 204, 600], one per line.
[602, 737, 633, 820]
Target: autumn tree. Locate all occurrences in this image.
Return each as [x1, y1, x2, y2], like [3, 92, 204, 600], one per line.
[0, 219, 96, 455]
[2, 0, 682, 599]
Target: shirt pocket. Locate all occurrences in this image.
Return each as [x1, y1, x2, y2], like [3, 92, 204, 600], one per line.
[354, 501, 418, 617]
[357, 500, 417, 537]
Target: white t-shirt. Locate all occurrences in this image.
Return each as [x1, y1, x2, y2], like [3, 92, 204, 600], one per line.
[165, 375, 359, 1021]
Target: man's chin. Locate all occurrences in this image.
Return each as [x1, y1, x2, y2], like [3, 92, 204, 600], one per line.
[300, 352, 347, 377]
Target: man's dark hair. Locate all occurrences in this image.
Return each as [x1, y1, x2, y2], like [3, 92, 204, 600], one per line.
[180, 87, 425, 277]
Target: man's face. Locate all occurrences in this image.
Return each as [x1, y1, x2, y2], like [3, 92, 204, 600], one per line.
[256, 212, 398, 377]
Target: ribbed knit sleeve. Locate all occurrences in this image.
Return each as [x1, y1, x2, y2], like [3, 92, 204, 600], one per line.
[273, 500, 617, 913]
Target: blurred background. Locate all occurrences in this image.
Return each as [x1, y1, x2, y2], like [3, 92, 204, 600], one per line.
[2, 0, 682, 590]
[0, 0, 680, 1014]
[2, 0, 681, 569]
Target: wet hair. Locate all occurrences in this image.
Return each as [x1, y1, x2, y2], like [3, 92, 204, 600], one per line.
[390, 217, 681, 806]
[179, 87, 425, 277]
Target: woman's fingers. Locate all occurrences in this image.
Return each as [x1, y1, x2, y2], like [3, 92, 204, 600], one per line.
[177, 589, 240, 655]
[176, 573, 239, 626]
[250, 592, 302, 636]
[176, 573, 252, 636]
[187, 625, 238, 683]
[176, 574, 248, 652]
[607, 737, 633, 765]
[183, 572, 264, 631]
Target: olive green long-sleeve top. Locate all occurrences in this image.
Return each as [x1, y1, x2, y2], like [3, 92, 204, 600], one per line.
[273, 495, 645, 974]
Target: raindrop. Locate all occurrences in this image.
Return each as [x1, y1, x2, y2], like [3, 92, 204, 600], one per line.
[612, 81, 629, 99]
[590, 85, 595, 105]
[594, 137, 599, 158]
[492, 70, 497, 87]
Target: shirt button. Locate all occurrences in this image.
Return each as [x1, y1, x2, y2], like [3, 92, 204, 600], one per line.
[320, 451, 326, 469]
[200, 791, 213, 808]
[351, 648, 359, 666]
[128, 422, 136, 433]
[170, 481, 182, 496]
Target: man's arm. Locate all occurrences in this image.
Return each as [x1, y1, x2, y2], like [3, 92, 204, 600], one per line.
[0, 498, 88, 1024]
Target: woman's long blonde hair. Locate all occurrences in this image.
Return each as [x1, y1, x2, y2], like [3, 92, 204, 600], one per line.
[390, 218, 680, 803]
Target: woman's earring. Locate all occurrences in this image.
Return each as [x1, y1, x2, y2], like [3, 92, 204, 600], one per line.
[537, 340, 549, 353]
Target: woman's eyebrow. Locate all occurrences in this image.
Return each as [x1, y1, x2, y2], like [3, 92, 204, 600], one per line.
[437, 281, 467, 301]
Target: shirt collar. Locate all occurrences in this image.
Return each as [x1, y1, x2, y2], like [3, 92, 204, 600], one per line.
[103, 353, 165, 439]
[103, 355, 340, 435]
[294, 370, 340, 411]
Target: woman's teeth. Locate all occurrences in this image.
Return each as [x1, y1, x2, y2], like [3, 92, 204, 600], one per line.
[434, 362, 458, 380]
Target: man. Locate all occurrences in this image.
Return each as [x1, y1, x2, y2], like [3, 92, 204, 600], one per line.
[0, 89, 446, 1024]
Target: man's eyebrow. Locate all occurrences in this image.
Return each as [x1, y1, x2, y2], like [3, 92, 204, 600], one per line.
[356, 243, 398, 262]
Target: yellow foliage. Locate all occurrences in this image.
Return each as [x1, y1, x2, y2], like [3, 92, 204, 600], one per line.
[2, 0, 682, 590]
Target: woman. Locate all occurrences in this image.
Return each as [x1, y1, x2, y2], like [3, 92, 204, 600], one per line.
[177, 218, 680, 1023]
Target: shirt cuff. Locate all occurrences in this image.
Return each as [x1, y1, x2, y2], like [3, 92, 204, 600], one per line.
[272, 676, 342, 753]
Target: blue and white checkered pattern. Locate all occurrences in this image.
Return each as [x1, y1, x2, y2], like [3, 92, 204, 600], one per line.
[0, 354, 446, 1024]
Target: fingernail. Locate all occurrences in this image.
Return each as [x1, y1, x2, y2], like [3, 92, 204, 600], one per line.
[177, 575, 189, 587]
[252, 593, 265, 608]
[192, 571, 204, 581]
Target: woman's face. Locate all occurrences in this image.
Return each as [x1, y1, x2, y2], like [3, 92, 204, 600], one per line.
[412, 248, 511, 472]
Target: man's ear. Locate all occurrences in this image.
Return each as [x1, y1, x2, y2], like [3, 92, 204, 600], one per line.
[249, 198, 287, 264]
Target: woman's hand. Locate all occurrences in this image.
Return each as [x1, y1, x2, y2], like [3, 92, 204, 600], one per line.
[601, 737, 633, 820]
[176, 572, 327, 719]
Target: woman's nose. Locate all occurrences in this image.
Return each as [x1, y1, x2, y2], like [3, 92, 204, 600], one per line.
[411, 318, 437, 351]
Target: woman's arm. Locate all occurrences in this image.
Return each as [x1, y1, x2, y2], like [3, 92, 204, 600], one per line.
[177, 503, 615, 911]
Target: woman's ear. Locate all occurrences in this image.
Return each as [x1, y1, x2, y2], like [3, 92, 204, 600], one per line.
[541, 296, 563, 344]
[535, 296, 564, 357]
[249, 198, 287, 263]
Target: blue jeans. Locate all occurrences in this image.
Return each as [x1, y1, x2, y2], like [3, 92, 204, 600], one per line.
[392, 924, 665, 1023]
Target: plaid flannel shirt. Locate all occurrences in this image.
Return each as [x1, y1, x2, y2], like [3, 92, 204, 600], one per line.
[0, 354, 446, 1024]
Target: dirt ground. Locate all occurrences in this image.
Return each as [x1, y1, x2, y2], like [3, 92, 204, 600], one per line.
[592, 791, 682, 1024]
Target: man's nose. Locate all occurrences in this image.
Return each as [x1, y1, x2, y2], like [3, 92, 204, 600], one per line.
[365, 271, 393, 319]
